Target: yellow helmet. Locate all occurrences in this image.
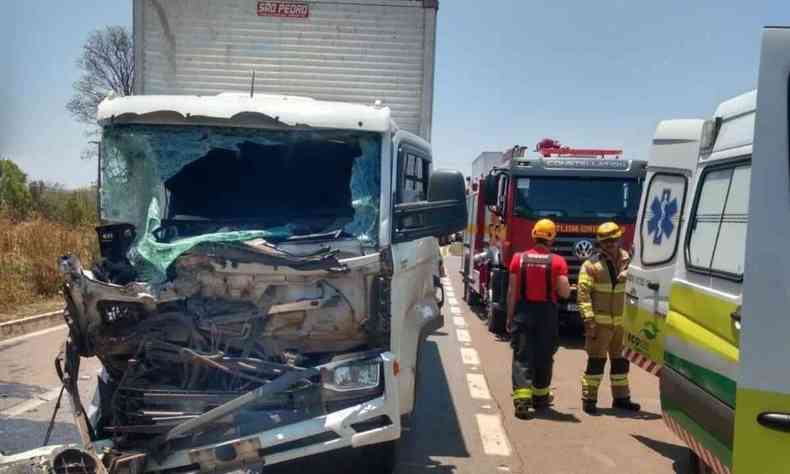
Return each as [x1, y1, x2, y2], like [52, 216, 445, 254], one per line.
[596, 222, 623, 242]
[532, 219, 557, 241]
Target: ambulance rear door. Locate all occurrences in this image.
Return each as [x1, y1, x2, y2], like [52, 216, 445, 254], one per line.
[733, 25, 790, 473]
[624, 120, 703, 375]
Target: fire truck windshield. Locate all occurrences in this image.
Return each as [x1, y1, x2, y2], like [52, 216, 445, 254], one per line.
[514, 177, 642, 221]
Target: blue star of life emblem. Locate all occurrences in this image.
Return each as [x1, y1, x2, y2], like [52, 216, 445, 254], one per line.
[647, 189, 678, 245]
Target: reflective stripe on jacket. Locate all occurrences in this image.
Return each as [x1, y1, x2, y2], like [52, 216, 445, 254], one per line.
[577, 249, 629, 325]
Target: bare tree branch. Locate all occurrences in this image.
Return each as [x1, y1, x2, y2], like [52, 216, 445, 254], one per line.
[66, 26, 134, 126]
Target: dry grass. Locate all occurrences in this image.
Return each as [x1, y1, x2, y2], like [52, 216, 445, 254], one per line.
[0, 214, 98, 316]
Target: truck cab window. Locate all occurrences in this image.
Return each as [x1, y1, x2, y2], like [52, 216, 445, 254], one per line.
[400, 152, 429, 204]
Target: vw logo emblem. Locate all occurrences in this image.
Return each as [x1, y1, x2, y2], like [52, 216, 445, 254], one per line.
[574, 240, 594, 259]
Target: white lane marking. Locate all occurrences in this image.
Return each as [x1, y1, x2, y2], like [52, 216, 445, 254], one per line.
[461, 347, 480, 365]
[466, 373, 492, 400]
[453, 316, 467, 327]
[0, 386, 63, 418]
[448, 297, 459, 306]
[0, 324, 66, 347]
[476, 414, 512, 457]
[450, 306, 462, 315]
[456, 328, 471, 342]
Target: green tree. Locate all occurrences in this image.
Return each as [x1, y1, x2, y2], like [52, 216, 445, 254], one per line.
[0, 158, 33, 220]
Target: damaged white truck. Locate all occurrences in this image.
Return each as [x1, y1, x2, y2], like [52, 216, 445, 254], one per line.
[0, 1, 464, 473]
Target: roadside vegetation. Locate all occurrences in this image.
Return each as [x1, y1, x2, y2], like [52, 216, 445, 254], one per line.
[0, 158, 98, 318]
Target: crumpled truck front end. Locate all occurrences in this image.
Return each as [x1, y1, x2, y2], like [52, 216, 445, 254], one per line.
[49, 235, 403, 473]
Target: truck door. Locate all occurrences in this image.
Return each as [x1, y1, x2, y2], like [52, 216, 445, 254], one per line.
[733, 26, 790, 473]
[624, 121, 702, 375]
[389, 134, 443, 417]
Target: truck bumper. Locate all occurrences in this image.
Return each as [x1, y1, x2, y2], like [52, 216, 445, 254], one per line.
[51, 355, 402, 474]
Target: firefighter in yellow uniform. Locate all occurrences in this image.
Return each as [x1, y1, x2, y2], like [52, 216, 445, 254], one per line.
[578, 222, 641, 415]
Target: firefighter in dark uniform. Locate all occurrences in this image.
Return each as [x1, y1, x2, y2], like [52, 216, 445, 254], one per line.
[506, 219, 571, 419]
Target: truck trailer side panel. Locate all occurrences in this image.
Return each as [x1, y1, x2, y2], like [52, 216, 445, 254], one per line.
[133, 0, 437, 139]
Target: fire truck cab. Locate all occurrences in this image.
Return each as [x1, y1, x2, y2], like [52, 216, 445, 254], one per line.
[463, 140, 647, 331]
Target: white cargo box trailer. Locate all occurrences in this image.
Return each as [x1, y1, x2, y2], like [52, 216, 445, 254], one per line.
[133, 0, 438, 139]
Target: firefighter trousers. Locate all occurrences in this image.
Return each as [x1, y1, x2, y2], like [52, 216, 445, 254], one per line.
[511, 302, 558, 406]
[581, 323, 630, 402]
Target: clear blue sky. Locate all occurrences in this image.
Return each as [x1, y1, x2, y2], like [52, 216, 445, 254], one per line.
[1, 1, 788, 188]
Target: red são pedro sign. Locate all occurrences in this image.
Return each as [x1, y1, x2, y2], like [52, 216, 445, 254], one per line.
[257, 2, 310, 18]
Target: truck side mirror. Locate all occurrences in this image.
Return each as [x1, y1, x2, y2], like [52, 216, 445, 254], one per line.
[484, 174, 498, 206]
[393, 169, 468, 242]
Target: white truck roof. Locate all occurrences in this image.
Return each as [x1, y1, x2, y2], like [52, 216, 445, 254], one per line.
[97, 92, 393, 132]
[132, 0, 437, 140]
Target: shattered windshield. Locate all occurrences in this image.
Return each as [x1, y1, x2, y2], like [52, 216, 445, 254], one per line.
[100, 124, 382, 245]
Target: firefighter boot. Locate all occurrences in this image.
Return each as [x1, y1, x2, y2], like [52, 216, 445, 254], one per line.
[512, 388, 532, 419]
[613, 398, 641, 412]
[582, 399, 597, 415]
[532, 387, 552, 412]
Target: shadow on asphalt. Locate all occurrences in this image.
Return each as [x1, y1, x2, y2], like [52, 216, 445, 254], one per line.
[0, 381, 53, 400]
[0, 416, 77, 455]
[531, 408, 581, 424]
[631, 434, 693, 473]
[597, 407, 663, 421]
[395, 339, 467, 473]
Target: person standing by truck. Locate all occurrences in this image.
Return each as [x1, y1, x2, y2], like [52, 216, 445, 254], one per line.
[578, 222, 641, 415]
[506, 219, 570, 418]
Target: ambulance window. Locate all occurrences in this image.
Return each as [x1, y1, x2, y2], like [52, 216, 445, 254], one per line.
[640, 173, 687, 266]
[686, 161, 750, 279]
[711, 166, 750, 275]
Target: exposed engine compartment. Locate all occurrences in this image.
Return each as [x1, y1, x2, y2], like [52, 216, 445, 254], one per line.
[59, 237, 391, 455]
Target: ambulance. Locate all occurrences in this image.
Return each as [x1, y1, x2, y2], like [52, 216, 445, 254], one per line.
[623, 119, 705, 374]
[623, 26, 790, 473]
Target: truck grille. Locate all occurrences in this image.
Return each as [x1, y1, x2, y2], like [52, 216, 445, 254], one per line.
[553, 235, 597, 285]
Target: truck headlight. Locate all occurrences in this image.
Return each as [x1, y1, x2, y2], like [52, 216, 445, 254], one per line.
[323, 358, 381, 392]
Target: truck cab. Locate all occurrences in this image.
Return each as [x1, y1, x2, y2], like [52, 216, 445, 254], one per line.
[623, 119, 705, 375]
[23, 93, 465, 474]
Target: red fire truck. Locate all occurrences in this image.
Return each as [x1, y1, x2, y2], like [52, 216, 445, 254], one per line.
[462, 139, 647, 331]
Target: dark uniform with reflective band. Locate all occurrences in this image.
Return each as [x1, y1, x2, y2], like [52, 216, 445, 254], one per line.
[510, 248, 567, 411]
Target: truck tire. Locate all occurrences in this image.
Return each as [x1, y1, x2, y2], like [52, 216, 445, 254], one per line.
[361, 440, 398, 473]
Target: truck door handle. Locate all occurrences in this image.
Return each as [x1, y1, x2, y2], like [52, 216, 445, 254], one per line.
[757, 412, 790, 432]
[647, 282, 660, 291]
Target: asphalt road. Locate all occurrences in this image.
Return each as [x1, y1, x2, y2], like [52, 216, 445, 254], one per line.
[0, 255, 693, 473]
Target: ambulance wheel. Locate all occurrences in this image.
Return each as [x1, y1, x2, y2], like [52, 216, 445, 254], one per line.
[361, 440, 398, 473]
[689, 450, 714, 474]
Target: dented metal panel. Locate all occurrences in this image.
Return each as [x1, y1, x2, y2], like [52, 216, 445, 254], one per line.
[133, 0, 437, 139]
